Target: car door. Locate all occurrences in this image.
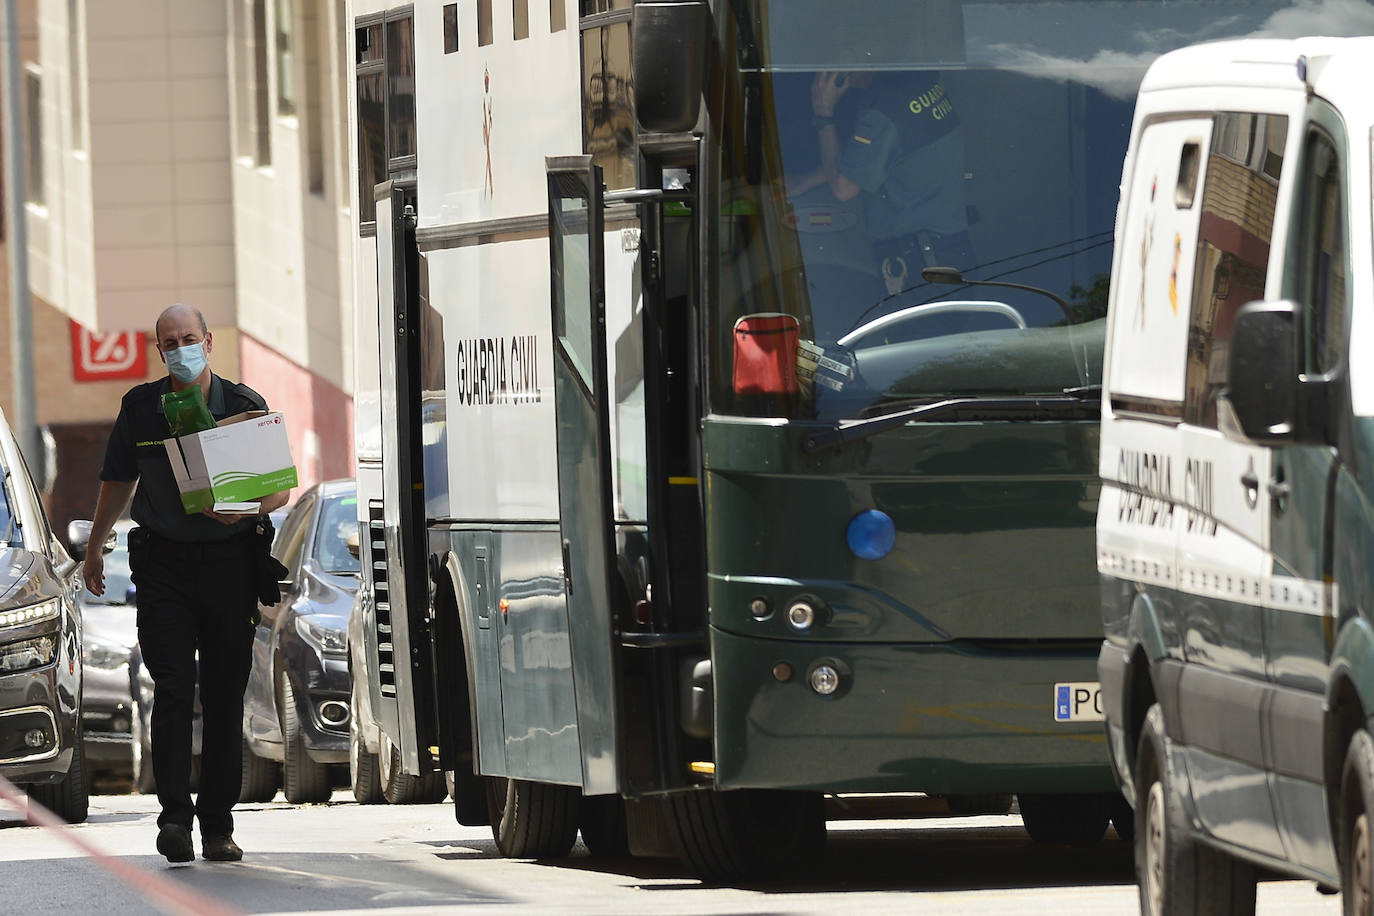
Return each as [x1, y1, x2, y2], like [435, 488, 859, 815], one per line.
[1173, 111, 1290, 858]
[1264, 104, 1350, 876]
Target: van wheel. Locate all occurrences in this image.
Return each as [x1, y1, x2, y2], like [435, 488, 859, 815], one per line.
[1340, 729, 1374, 914]
[667, 788, 825, 883]
[1136, 703, 1256, 916]
[1017, 792, 1109, 844]
[349, 678, 383, 805]
[280, 675, 331, 804]
[239, 736, 280, 802]
[485, 776, 580, 858]
[31, 726, 89, 824]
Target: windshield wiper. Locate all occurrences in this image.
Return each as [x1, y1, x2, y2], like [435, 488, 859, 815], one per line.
[802, 387, 1101, 453]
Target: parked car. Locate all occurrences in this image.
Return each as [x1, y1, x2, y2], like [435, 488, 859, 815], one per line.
[0, 406, 87, 822]
[241, 479, 360, 804]
[70, 519, 136, 787]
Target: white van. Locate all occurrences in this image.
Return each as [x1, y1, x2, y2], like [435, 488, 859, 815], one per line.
[1097, 36, 1374, 914]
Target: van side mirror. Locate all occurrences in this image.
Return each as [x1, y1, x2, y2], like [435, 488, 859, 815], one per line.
[1222, 301, 1298, 443]
[633, 0, 710, 133]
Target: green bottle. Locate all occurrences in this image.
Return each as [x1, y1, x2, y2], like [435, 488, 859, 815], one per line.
[161, 386, 216, 437]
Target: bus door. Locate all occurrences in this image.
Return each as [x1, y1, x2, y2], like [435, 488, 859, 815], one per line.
[545, 156, 624, 795]
[370, 182, 439, 776]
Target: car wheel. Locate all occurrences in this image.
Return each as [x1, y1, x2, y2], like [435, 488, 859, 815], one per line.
[485, 776, 580, 859]
[1340, 729, 1374, 914]
[31, 721, 90, 824]
[130, 692, 156, 795]
[1018, 792, 1111, 845]
[349, 677, 383, 805]
[377, 732, 446, 804]
[1136, 703, 1255, 916]
[279, 674, 331, 804]
[240, 736, 280, 803]
[667, 788, 826, 883]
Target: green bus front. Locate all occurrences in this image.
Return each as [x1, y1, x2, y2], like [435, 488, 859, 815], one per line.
[681, 0, 1133, 797]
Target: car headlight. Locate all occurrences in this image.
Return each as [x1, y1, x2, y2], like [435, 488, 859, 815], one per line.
[0, 598, 61, 629]
[0, 635, 56, 673]
[83, 635, 131, 671]
[296, 616, 346, 655]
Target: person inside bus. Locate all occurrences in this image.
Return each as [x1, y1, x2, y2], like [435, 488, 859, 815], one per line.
[788, 67, 974, 335]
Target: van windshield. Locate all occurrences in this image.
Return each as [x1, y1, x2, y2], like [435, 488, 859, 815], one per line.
[709, 0, 1374, 421]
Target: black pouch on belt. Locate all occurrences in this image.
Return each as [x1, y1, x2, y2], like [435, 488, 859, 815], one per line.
[251, 515, 289, 607]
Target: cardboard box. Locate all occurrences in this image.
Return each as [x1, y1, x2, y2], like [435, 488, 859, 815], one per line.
[164, 410, 298, 513]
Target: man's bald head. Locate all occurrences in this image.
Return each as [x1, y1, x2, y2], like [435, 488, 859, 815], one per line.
[155, 303, 208, 343]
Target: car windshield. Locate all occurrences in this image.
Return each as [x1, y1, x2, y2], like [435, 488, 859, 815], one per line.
[314, 493, 361, 575]
[709, 0, 1374, 421]
[0, 467, 14, 548]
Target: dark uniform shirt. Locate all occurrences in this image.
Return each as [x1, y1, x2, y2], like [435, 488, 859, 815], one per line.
[101, 374, 268, 543]
[838, 73, 967, 241]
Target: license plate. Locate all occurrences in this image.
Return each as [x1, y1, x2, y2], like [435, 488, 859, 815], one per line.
[1054, 682, 1103, 722]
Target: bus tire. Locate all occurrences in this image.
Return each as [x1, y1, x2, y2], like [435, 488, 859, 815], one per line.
[1339, 729, 1374, 914]
[1136, 703, 1255, 916]
[1017, 792, 1110, 845]
[667, 788, 825, 884]
[239, 736, 280, 803]
[579, 794, 629, 857]
[485, 776, 580, 858]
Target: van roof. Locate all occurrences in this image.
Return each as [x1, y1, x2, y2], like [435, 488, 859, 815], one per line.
[1141, 36, 1374, 98]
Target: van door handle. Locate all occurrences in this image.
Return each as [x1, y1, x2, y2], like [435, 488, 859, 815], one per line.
[1240, 468, 1260, 507]
[1268, 478, 1290, 514]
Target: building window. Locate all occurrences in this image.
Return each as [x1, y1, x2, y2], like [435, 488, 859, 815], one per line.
[253, 0, 272, 164]
[277, 0, 297, 114]
[443, 4, 458, 53]
[477, 0, 492, 47]
[25, 64, 43, 206]
[68, 0, 84, 152]
[302, 0, 324, 192]
[355, 10, 415, 229]
[513, 0, 529, 40]
[550, 0, 565, 32]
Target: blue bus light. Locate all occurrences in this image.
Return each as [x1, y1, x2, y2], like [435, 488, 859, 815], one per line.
[846, 510, 895, 561]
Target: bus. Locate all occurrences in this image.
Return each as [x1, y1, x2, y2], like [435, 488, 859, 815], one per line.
[346, 0, 1345, 880]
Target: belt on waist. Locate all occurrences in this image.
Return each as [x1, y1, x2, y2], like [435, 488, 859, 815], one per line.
[139, 529, 253, 560]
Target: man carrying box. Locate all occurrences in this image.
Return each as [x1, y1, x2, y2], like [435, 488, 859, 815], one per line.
[81, 303, 292, 864]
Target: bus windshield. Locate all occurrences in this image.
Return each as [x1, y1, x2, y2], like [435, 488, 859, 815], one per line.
[711, 0, 1372, 421]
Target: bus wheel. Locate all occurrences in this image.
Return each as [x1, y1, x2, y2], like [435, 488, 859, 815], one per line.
[668, 788, 825, 884]
[579, 794, 629, 857]
[1136, 703, 1255, 916]
[1340, 729, 1374, 913]
[484, 776, 580, 858]
[1017, 792, 1109, 845]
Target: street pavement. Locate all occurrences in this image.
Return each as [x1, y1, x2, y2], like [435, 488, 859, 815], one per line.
[0, 790, 1342, 915]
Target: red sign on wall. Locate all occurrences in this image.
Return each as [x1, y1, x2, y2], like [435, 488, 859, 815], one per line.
[70, 320, 148, 382]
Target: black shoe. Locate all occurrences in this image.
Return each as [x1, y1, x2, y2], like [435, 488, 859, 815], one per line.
[156, 824, 195, 863]
[201, 834, 243, 862]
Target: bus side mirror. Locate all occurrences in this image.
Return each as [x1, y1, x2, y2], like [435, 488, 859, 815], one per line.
[633, 0, 710, 133]
[1222, 300, 1298, 443]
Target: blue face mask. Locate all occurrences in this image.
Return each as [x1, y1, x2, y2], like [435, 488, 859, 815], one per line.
[164, 342, 207, 384]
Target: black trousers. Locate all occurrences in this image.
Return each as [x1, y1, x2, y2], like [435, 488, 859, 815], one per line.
[128, 528, 256, 838]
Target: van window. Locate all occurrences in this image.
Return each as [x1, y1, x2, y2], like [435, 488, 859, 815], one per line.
[1287, 130, 1347, 376]
[1183, 112, 1287, 428]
